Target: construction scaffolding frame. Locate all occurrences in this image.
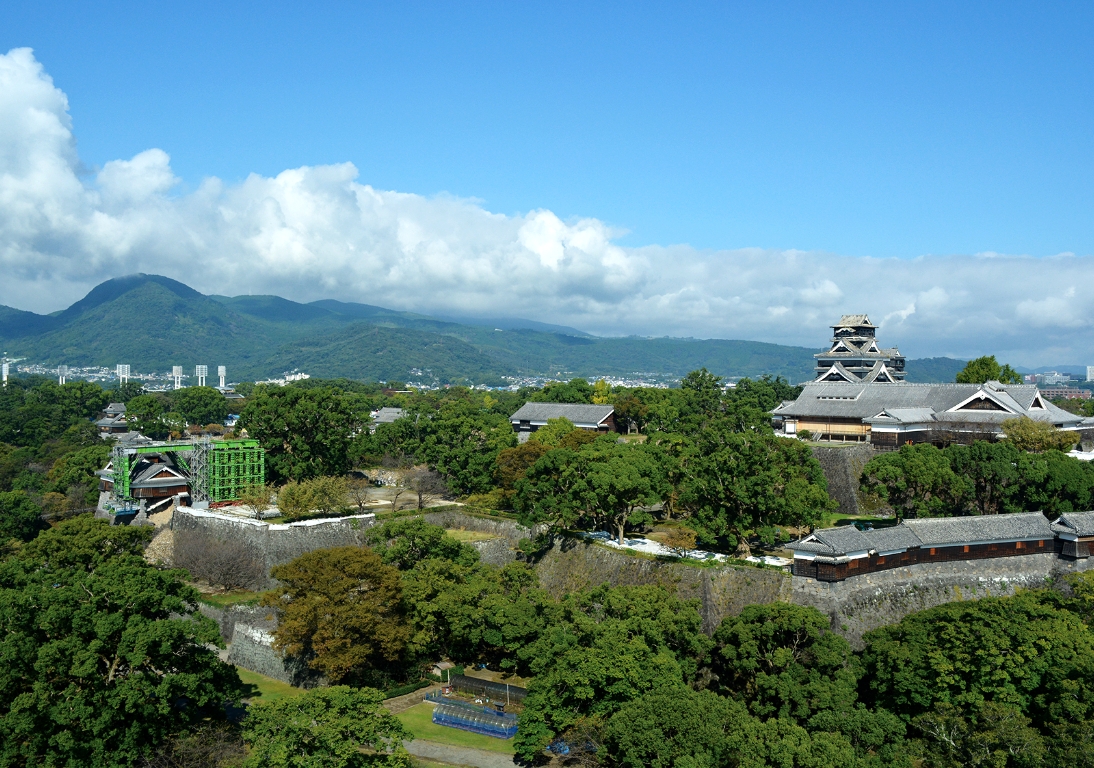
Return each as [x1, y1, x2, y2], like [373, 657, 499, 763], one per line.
[109, 438, 264, 505]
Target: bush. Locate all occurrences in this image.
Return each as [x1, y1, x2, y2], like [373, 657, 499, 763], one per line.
[383, 680, 431, 699]
[143, 723, 245, 768]
[275, 476, 349, 521]
[173, 529, 265, 591]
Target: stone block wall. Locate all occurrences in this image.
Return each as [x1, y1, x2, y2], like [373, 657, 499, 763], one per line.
[534, 536, 792, 633]
[173, 507, 378, 588]
[791, 552, 1094, 647]
[810, 444, 882, 517]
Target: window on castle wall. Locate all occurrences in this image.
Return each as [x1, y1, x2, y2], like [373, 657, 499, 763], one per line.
[1016, 542, 1024, 550]
[849, 559, 858, 568]
[929, 548, 936, 556]
[963, 545, 970, 553]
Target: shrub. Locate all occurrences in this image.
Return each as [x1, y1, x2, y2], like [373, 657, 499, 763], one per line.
[173, 529, 265, 591]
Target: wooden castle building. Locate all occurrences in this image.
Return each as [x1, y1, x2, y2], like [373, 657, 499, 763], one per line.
[814, 314, 906, 383]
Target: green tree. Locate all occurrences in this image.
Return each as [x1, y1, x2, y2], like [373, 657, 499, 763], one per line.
[861, 592, 1094, 729]
[711, 603, 858, 722]
[365, 517, 479, 570]
[516, 440, 665, 544]
[528, 378, 594, 404]
[527, 416, 579, 447]
[1002, 416, 1080, 453]
[0, 517, 243, 767]
[45, 443, 111, 506]
[171, 386, 230, 426]
[514, 584, 710, 761]
[603, 687, 752, 768]
[241, 386, 363, 483]
[860, 444, 969, 518]
[242, 686, 411, 768]
[945, 441, 1035, 515]
[494, 440, 550, 490]
[110, 380, 146, 403]
[19, 513, 153, 567]
[0, 490, 44, 543]
[955, 356, 1023, 385]
[684, 426, 834, 555]
[127, 393, 170, 439]
[265, 547, 410, 684]
[911, 701, 1045, 768]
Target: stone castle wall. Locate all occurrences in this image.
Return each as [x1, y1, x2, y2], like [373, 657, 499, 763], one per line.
[810, 444, 880, 517]
[173, 507, 378, 588]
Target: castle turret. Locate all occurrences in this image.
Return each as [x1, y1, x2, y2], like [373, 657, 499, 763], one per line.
[813, 314, 905, 383]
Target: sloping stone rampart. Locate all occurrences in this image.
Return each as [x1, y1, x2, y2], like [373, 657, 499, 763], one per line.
[810, 444, 879, 517]
[534, 536, 792, 633]
[172, 507, 378, 587]
[791, 551, 1094, 646]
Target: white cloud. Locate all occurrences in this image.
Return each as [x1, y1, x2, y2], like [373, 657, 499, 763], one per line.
[1, 47, 1093, 366]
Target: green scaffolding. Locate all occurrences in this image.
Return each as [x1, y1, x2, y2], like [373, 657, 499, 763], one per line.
[202, 439, 265, 503]
[110, 439, 264, 505]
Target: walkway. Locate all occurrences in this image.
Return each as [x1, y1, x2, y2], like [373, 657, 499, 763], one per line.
[405, 739, 519, 768]
[383, 683, 441, 714]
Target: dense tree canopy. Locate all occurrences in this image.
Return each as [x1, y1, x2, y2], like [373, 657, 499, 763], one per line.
[0, 517, 243, 767]
[862, 441, 1094, 518]
[241, 386, 364, 482]
[265, 546, 410, 685]
[242, 686, 411, 768]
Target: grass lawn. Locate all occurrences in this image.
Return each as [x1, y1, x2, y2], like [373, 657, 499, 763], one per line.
[396, 702, 516, 755]
[237, 668, 306, 703]
[197, 590, 264, 608]
[445, 529, 498, 542]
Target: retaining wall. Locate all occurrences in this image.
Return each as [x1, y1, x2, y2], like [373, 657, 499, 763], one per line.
[790, 552, 1094, 646]
[810, 444, 880, 517]
[534, 536, 792, 633]
[173, 506, 378, 587]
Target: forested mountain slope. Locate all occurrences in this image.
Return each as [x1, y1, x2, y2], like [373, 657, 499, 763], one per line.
[1, 274, 966, 384]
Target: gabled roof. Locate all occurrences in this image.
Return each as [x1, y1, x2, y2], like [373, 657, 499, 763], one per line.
[509, 402, 615, 428]
[790, 525, 873, 556]
[775, 381, 1085, 427]
[104, 402, 126, 415]
[1051, 511, 1094, 538]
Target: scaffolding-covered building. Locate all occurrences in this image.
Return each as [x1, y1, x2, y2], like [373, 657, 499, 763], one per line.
[100, 437, 265, 515]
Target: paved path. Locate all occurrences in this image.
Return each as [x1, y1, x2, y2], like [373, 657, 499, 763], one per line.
[405, 739, 518, 768]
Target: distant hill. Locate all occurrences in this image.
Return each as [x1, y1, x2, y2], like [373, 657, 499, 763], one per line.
[0, 274, 966, 385]
[903, 357, 968, 384]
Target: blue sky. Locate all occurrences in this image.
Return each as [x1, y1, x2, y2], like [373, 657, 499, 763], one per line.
[1, 3, 1093, 364]
[7, 1, 1093, 256]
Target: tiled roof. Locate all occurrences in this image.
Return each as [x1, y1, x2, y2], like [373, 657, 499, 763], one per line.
[774, 381, 1084, 427]
[509, 403, 615, 427]
[789, 512, 1054, 556]
[902, 512, 1053, 546]
[835, 314, 875, 328]
[1051, 511, 1094, 537]
[374, 407, 406, 424]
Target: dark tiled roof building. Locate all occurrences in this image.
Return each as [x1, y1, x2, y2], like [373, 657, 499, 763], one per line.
[789, 512, 1061, 581]
[509, 403, 617, 440]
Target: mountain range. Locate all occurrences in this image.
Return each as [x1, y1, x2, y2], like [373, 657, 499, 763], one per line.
[0, 274, 971, 386]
